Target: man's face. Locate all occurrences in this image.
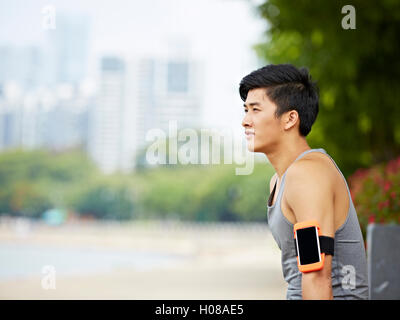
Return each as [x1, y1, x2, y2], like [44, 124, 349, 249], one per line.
[242, 88, 283, 153]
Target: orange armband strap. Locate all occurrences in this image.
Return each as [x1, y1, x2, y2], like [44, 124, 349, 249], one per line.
[293, 220, 334, 273]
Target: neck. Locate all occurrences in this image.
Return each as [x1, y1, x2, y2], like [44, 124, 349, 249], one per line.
[264, 137, 311, 179]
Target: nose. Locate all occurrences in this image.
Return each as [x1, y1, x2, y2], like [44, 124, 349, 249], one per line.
[242, 112, 253, 128]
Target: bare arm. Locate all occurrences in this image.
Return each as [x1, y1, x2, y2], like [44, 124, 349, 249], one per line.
[285, 160, 335, 300]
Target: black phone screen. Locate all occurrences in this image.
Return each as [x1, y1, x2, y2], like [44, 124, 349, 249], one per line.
[296, 227, 320, 265]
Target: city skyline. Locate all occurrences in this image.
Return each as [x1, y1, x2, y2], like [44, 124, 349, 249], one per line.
[0, 0, 265, 128]
[0, 0, 267, 172]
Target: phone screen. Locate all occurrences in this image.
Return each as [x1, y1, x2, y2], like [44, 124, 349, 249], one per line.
[296, 226, 321, 265]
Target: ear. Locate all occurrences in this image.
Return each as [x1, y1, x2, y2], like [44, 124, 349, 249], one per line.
[283, 110, 299, 131]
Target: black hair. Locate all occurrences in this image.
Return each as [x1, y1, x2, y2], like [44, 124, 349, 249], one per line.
[239, 64, 319, 137]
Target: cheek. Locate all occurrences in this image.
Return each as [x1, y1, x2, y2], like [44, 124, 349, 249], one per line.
[256, 115, 279, 135]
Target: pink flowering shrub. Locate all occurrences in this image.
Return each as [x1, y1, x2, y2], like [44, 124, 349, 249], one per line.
[348, 155, 400, 239]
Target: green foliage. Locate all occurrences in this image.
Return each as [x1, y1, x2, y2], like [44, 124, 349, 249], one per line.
[69, 177, 135, 220]
[0, 149, 100, 217]
[255, 0, 400, 176]
[134, 162, 274, 222]
[0, 148, 276, 222]
[0, 181, 52, 218]
[348, 156, 400, 239]
[0, 148, 97, 185]
[131, 129, 276, 222]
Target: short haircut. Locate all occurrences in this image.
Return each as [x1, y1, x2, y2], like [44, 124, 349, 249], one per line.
[239, 64, 319, 137]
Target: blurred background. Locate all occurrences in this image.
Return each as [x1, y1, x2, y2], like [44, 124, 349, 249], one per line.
[0, 0, 399, 299]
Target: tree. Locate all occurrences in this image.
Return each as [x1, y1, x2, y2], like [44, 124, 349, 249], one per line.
[0, 149, 98, 217]
[70, 180, 135, 220]
[255, 0, 400, 176]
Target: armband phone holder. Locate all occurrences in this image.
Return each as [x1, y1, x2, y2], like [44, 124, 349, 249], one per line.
[293, 220, 334, 273]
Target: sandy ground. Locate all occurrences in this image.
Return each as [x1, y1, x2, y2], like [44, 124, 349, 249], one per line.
[0, 219, 287, 299]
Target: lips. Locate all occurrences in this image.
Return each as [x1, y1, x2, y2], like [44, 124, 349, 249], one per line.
[245, 130, 255, 139]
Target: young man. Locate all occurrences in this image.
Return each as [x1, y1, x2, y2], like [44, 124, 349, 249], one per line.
[240, 64, 369, 300]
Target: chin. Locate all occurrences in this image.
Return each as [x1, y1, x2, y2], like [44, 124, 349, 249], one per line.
[246, 136, 265, 152]
[246, 142, 258, 152]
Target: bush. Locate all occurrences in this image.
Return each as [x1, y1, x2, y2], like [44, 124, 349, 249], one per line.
[348, 155, 400, 239]
[134, 162, 274, 222]
[0, 181, 52, 218]
[70, 179, 135, 221]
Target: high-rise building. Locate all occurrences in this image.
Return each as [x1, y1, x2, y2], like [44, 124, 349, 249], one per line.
[0, 46, 44, 90]
[44, 14, 89, 85]
[130, 56, 203, 169]
[41, 95, 90, 151]
[0, 107, 18, 149]
[0, 14, 89, 89]
[88, 57, 126, 173]
[0, 85, 91, 152]
[88, 49, 204, 173]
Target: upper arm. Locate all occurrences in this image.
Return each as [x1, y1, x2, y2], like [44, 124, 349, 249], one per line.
[285, 160, 335, 298]
[284, 160, 335, 238]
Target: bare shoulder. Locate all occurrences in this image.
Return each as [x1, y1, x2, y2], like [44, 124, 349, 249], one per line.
[284, 154, 336, 236]
[284, 155, 335, 211]
[285, 154, 335, 188]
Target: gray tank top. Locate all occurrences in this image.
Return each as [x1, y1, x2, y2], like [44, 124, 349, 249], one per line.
[267, 148, 369, 300]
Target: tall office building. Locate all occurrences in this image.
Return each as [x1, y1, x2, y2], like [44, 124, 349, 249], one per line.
[0, 46, 44, 90]
[0, 83, 91, 152]
[0, 104, 19, 149]
[130, 56, 204, 169]
[88, 57, 126, 173]
[44, 14, 89, 85]
[40, 89, 90, 151]
[88, 50, 204, 173]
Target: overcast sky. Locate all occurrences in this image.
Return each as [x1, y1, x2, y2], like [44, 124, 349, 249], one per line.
[0, 0, 267, 137]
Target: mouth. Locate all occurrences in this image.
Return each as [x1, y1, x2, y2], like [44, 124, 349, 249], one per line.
[245, 131, 255, 140]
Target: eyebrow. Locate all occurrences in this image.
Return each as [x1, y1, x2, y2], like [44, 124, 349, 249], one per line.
[243, 102, 261, 108]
